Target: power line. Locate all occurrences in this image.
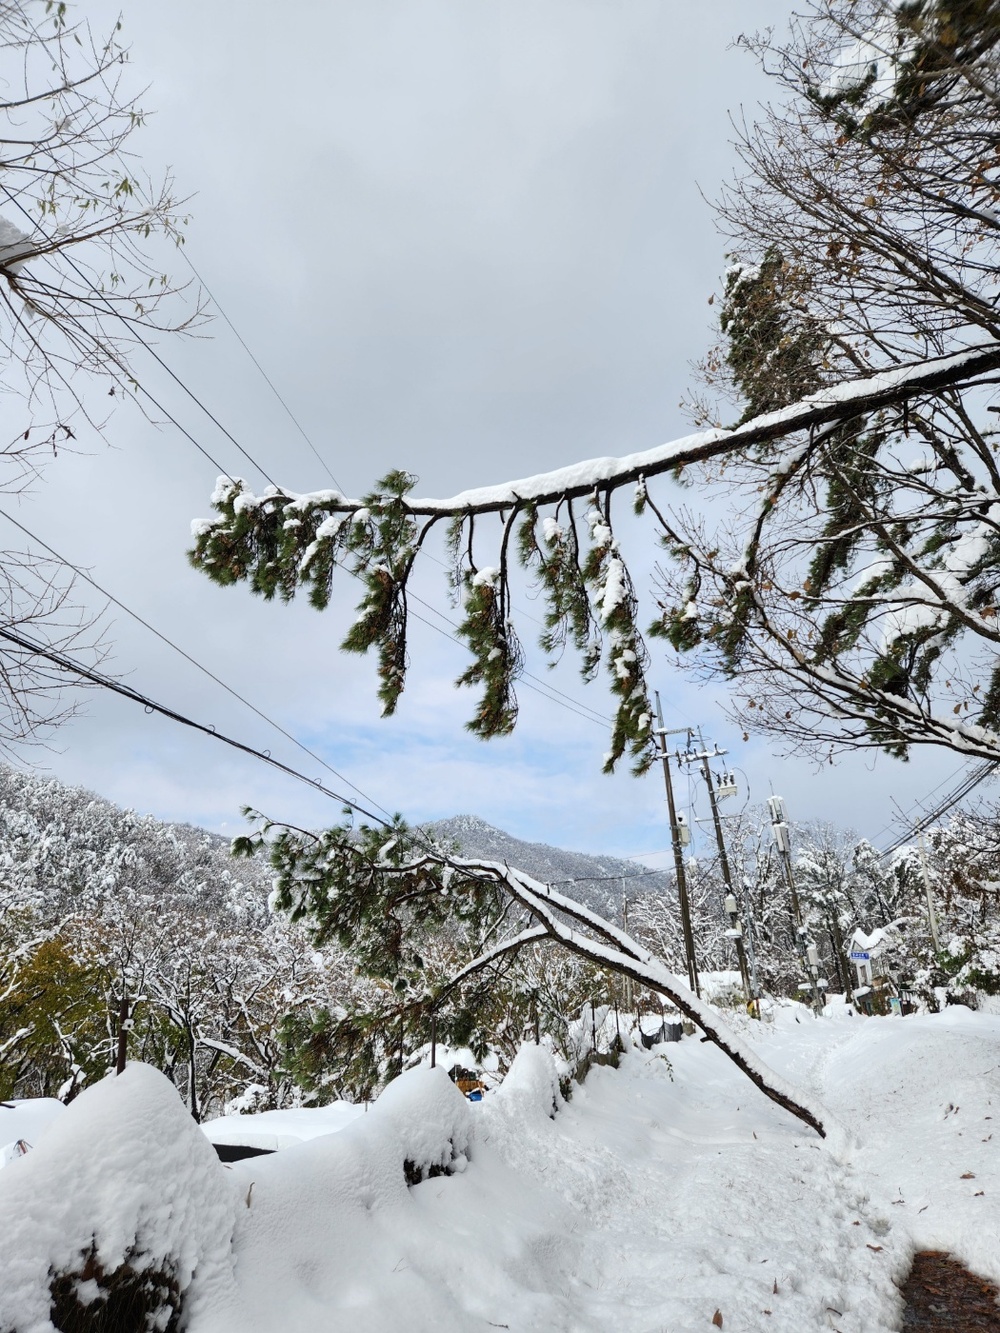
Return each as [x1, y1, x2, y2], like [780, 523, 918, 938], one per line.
[879, 759, 998, 858]
[170, 244, 615, 731]
[2, 206, 624, 748]
[406, 598, 610, 730]
[178, 247, 345, 493]
[0, 505, 393, 820]
[0, 622, 390, 826]
[868, 756, 974, 847]
[0, 619, 630, 907]
[406, 586, 613, 728]
[418, 544, 614, 721]
[547, 867, 666, 886]
[0, 183, 277, 489]
[0, 162, 641, 756]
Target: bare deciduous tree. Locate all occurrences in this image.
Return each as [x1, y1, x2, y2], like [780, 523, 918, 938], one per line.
[0, 1, 200, 748]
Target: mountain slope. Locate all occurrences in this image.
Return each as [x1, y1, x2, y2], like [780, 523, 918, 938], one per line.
[425, 813, 672, 917]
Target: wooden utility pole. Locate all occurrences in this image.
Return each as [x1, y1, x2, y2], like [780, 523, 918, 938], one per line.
[622, 891, 635, 1015]
[654, 693, 699, 997]
[115, 991, 129, 1076]
[696, 744, 752, 1003]
[768, 795, 824, 1016]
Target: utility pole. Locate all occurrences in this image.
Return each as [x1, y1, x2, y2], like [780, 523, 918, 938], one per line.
[825, 903, 850, 995]
[738, 885, 763, 1016]
[115, 990, 129, 1076]
[622, 890, 635, 1015]
[767, 794, 825, 1017]
[916, 831, 941, 954]
[654, 692, 699, 996]
[688, 734, 753, 1005]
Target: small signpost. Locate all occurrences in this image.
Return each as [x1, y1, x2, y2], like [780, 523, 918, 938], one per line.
[849, 951, 871, 962]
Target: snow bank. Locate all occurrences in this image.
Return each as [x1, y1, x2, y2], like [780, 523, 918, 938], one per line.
[203, 1066, 476, 1331]
[370, 1065, 473, 1178]
[699, 969, 746, 1006]
[824, 1007, 1000, 1291]
[0, 1064, 239, 1333]
[11, 1020, 996, 1332]
[0, 1066, 476, 1333]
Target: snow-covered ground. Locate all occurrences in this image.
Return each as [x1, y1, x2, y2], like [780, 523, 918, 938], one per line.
[2, 1002, 999, 1332]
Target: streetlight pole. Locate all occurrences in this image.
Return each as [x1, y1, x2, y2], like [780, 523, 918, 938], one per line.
[653, 692, 699, 997]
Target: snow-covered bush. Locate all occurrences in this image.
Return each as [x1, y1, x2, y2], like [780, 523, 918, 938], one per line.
[0, 1065, 238, 1333]
[491, 1043, 563, 1122]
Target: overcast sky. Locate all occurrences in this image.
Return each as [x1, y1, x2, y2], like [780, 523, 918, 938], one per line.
[0, 0, 985, 863]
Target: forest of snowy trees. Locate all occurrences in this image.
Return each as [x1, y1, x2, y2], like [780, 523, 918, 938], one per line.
[2, 765, 998, 1121]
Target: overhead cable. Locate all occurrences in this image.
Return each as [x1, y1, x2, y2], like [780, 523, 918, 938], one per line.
[0, 505, 393, 819]
[879, 759, 998, 858]
[0, 622, 391, 827]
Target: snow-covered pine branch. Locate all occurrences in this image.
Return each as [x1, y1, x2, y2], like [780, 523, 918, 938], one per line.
[253, 814, 844, 1142]
[190, 343, 1000, 770]
[187, 3, 1000, 771]
[194, 345, 1000, 524]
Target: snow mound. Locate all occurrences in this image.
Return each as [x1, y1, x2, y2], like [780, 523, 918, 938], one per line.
[491, 1042, 563, 1121]
[201, 1100, 364, 1152]
[0, 1065, 475, 1332]
[204, 1066, 476, 1330]
[371, 1065, 474, 1178]
[0, 1065, 239, 1333]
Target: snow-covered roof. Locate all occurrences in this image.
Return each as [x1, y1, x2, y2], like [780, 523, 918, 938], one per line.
[849, 927, 891, 953]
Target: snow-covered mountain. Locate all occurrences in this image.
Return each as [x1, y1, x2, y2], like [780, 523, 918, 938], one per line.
[0, 765, 671, 924]
[425, 814, 672, 918]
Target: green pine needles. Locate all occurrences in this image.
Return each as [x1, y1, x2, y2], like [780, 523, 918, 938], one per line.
[192, 472, 657, 774]
[191, 0, 1000, 774]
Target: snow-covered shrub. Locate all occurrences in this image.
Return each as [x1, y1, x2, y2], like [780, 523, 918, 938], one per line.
[47, 1242, 183, 1333]
[371, 1067, 473, 1183]
[0, 1066, 238, 1333]
[491, 1043, 563, 1122]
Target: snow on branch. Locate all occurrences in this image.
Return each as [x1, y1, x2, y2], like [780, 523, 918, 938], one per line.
[259, 810, 844, 1144]
[191, 340, 1000, 770]
[203, 343, 1000, 520]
